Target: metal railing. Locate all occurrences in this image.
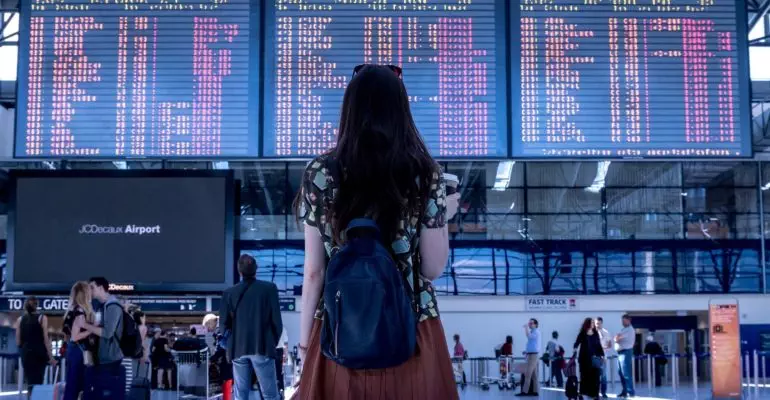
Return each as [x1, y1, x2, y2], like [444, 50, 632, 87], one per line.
[460, 351, 770, 398]
[173, 348, 214, 399]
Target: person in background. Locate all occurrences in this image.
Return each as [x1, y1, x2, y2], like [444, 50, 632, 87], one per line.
[453, 334, 466, 359]
[643, 335, 665, 387]
[574, 318, 605, 400]
[546, 331, 564, 388]
[220, 254, 283, 400]
[501, 335, 514, 357]
[453, 334, 467, 386]
[151, 331, 173, 389]
[202, 314, 219, 354]
[517, 319, 541, 397]
[131, 311, 150, 384]
[15, 296, 55, 399]
[614, 314, 636, 398]
[172, 327, 206, 351]
[595, 317, 613, 399]
[82, 277, 126, 400]
[293, 64, 460, 400]
[62, 282, 97, 400]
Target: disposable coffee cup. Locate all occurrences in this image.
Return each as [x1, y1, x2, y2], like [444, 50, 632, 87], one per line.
[444, 173, 459, 196]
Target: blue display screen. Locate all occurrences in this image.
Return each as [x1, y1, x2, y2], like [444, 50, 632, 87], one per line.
[14, 0, 258, 158]
[262, 0, 509, 158]
[13, 0, 750, 159]
[511, 0, 751, 158]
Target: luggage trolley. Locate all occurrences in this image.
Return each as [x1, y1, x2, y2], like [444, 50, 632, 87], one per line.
[481, 356, 517, 391]
[451, 356, 466, 389]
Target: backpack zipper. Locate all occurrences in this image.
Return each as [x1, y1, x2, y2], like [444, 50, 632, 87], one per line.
[334, 290, 341, 357]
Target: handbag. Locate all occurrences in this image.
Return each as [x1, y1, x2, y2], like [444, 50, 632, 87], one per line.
[591, 355, 604, 369]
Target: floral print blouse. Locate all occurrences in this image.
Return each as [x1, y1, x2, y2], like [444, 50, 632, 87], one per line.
[298, 154, 447, 322]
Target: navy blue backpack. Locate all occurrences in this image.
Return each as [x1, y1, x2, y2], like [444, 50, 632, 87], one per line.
[320, 218, 417, 369]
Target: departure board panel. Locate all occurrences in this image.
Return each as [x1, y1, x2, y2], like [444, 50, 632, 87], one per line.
[14, 0, 257, 158]
[263, 0, 508, 158]
[513, 0, 751, 158]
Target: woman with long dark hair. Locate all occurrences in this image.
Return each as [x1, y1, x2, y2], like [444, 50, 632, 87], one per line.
[15, 296, 54, 399]
[573, 318, 605, 400]
[294, 64, 460, 398]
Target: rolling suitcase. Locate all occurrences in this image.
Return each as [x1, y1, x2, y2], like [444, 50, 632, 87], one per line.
[128, 377, 151, 400]
[564, 358, 579, 400]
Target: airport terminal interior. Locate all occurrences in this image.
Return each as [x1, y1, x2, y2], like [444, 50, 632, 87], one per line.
[0, 0, 770, 398]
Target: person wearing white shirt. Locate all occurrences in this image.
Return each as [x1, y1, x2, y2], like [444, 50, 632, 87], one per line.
[517, 319, 542, 397]
[595, 317, 614, 399]
[613, 314, 636, 398]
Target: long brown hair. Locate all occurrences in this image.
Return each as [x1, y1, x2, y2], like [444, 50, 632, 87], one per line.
[581, 317, 595, 333]
[295, 65, 436, 245]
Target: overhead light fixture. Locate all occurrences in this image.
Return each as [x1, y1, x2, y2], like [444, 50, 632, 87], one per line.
[493, 161, 515, 191]
[585, 161, 611, 193]
[112, 161, 127, 170]
[212, 161, 229, 170]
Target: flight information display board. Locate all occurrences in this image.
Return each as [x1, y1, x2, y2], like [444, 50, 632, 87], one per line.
[263, 0, 508, 157]
[14, 0, 257, 158]
[513, 0, 751, 158]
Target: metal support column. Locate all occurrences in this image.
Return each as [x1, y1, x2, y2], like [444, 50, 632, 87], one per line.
[760, 163, 767, 294]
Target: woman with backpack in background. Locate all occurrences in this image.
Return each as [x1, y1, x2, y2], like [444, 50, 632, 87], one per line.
[62, 281, 98, 400]
[573, 318, 605, 400]
[294, 64, 461, 399]
[15, 296, 55, 399]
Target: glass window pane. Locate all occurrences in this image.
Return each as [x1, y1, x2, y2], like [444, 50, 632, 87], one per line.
[527, 188, 602, 213]
[2, 13, 18, 42]
[235, 164, 288, 239]
[606, 188, 683, 213]
[240, 248, 304, 295]
[525, 162, 599, 187]
[750, 47, 770, 81]
[446, 161, 524, 188]
[287, 162, 308, 239]
[684, 188, 757, 213]
[605, 162, 681, 187]
[606, 214, 682, 239]
[682, 162, 757, 187]
[749, 17, 765, 41]
[0, 45, 17, 81]
[447, 247, 497, 295]
[527, 214, 603, 240]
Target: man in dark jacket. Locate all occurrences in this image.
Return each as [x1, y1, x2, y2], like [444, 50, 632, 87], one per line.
[220, 254, 283, 400]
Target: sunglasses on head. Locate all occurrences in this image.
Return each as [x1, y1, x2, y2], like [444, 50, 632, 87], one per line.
[352, 64, 403, 78]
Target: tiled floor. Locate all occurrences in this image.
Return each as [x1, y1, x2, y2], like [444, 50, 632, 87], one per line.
[6, 382, 767, 399]
[139, 382, 770, 399]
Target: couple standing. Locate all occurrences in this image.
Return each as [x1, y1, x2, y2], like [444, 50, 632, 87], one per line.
[592, 315, 636, 399]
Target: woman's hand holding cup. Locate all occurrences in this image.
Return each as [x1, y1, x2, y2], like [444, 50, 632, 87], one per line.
[444, 173, 461, 220]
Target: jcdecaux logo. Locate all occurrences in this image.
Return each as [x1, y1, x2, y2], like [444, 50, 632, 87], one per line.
[78, 224, 161, 235]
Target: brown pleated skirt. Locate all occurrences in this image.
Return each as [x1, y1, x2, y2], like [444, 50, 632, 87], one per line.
[296, 318, 459, 400]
